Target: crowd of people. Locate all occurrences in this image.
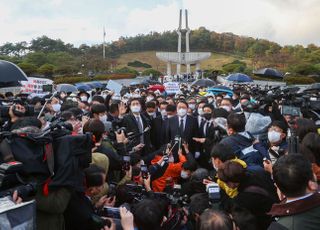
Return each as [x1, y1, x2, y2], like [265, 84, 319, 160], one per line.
[0, 82, 319, 230]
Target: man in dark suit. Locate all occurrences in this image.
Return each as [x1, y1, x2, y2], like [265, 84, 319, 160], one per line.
[121, 98, 153, 156]
[150, 101, 169, 150]
[143, 101, 159, 122]
[64, 165, 113, 230]
[193, 104, 224, 168]
[165, 101, 199, 161]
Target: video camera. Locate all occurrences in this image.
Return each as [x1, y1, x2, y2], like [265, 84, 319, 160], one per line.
[0, 102, 36, 120]
[0, 162, 37, 200]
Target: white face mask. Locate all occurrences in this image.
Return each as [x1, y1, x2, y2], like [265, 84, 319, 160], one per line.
[268, 130, 281, 143]
[146, 97, 154, 102]
[167, 115, 174, 119]
[52, 103, 61, 112]
[189, 104, 196, 110]
[177, 108, 187, 117]
[208, 98, 214, 104]
[198, 108, 204, 116]
[161, 110, 167, 117]
[80, 96, 88, 102]
[180, 171, 190, 179]
[131, 105, 141, 113]
[147, 112, 156, 117]
[99, 114, 107, 123]
[221, 105, 231, 112]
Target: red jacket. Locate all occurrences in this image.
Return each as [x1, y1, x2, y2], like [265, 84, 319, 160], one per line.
[151, 154, 187, 192]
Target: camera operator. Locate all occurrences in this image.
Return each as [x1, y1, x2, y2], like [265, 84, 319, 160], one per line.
[199, 209, 237, 230]
[1, 102, 27, 131]
[83, 119, 125, 173]
[115, 199, 165, 230]
[184, 193, 210, 229]
[47, 95, 62, 115]
[64, 164, 115, 230]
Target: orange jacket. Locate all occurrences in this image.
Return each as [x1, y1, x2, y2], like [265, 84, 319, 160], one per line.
[151, 154, 187, 192]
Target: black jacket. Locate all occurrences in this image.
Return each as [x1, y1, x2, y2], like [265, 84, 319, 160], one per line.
[165, 115, 199, 159]
[150, 115, 168, 150]
[64, 192, 96, 230]
[121, 113, 153, 155]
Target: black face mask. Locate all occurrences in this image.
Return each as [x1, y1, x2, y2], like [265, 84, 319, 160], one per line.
[203, 113, 212, 120]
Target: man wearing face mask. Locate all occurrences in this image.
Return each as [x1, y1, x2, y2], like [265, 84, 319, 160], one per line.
[122, 98, 153, 156]
[143, 101, 159, 122]
[49, 96, 62, 115]
[219, 98, 233, 113]
[187, 98, 197, 113]
[165, 101, 199, 161]
[193, 104, 224, 169]
[256, 120, 288, 166]
[91, 104, 108, 124]
[195, 100, 207, 127]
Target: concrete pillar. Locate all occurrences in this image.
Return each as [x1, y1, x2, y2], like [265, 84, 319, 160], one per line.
[196, 63, 201, 71]
[186, 64, 191, 75]
[176, 64, 181, 76]
[167, 62, 171, 76]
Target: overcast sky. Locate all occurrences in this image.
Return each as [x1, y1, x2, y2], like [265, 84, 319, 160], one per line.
[0, 0, 319, 47]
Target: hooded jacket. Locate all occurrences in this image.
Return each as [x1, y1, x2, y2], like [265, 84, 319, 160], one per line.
[151, 154, 187, 192]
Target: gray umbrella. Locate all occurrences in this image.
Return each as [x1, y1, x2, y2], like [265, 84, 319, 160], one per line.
[191, 79, 216, 87]
[253, 68, 283, 78]
[0, 60, 28, 88]
[304, 83, 320, 92]
[56, 84, 78, 93]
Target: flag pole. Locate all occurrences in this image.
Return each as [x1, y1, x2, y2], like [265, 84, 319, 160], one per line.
[103, 26, 106, 59]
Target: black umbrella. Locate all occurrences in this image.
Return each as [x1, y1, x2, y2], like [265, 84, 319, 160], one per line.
[253, 68, 283, 78]
[56, 84, 78, 93]
[304, 83, 320, 92]
[0, 60, 28, 88]
[191, 79, 216, 87]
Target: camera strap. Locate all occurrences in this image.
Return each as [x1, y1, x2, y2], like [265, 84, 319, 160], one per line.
[44, 143, 55, 177]
[0, 138, 14, 162]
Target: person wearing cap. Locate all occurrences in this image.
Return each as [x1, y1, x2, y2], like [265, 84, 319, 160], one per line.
[78, 90, 90, 102]
[256, 120, 288, 168]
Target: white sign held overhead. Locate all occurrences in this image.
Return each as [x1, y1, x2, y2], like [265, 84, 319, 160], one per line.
[164, 82, 180, 95]
[106, 80, 123, 94]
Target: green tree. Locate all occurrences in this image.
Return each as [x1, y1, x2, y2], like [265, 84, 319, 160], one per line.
[47, 52, 75, 66]
[38, 64, 55, 77]
[290, 63, 319, 75]
[24, 52, 47, 67]
[141, 69, 163, 77]
[53, 65, 76, 75]
[114, 67, 139, 76]
[18, 62, 37, 75]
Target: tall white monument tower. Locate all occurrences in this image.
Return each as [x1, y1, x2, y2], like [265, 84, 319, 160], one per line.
[156, 9, 211, 76]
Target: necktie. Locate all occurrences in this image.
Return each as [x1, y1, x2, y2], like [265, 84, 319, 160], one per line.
[204, 122, 209, 136]
[136, 116, 144, 144]
[179, 118, 184, 137]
